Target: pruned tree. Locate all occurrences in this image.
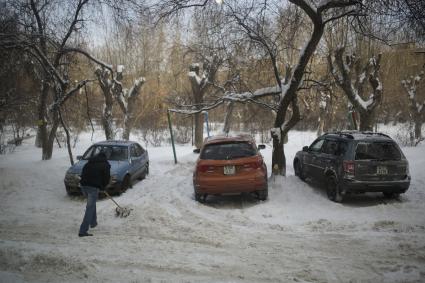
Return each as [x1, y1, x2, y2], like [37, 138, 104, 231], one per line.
[188, 57, 221, 149]
[95, 65, 146, 140]
[401, 69, 425, 145]
[317, 90, 332, 136]
[114, 65, 146, 140]
[95, 67, 116, 140]
[329, 46, 383, 131]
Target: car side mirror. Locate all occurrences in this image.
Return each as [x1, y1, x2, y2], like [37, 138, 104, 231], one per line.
[258, 144, 266, 150]
[302, 146, 309, 152]
[77, 155, 82, 160]
[193, 148, 200, 154]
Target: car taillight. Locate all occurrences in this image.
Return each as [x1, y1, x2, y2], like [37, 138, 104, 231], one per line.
[244, 160, 263, 169]
[197, 164, 214, 173]
[343, 160, 355, 176]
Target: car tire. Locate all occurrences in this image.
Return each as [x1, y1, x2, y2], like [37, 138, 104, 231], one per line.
[194, 192, 205, 203]
[257, 188, 268, 201]
[294, 159, 305, 181]
[121, 175, 131, 192]
[327, 175, 343, 203]
[66, 186, 80, 196]
[141, 163, 149, 180]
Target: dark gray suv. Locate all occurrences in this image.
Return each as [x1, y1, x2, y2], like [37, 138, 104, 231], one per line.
[293, 131, 411, 202]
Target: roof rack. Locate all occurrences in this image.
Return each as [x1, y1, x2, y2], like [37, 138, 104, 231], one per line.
[324, 131, 355, 139]
[324, 131, 391, 139]
[359, 131, 390, 138]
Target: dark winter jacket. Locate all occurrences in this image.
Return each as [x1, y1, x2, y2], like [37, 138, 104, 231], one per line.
[80, 152, 111, 190]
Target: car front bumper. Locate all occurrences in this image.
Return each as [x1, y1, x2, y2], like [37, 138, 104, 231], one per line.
[64, 180, 123, 195]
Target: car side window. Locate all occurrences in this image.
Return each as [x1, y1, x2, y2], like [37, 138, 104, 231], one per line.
[131, 144, 144, 158]
[309, 139, 325, 153]
[322, 140, 339, 155]
[137, 144, 145, 155]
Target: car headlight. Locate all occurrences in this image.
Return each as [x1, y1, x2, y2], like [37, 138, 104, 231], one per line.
[110, 175, 118, 183]
[65, 173, 80, 183]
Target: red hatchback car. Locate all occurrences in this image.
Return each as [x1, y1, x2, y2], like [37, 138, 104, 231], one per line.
[193, 135, 268, 202]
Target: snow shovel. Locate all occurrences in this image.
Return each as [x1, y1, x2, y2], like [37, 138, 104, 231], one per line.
[103, 191, 132, 218]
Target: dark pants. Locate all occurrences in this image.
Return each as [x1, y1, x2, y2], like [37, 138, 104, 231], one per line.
[79, 186, 98, 234]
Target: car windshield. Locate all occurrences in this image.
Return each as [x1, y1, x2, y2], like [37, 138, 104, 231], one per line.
[355, 142, 402, 160]
[200, 142, 256, 160]
[82, 145, 128, 161]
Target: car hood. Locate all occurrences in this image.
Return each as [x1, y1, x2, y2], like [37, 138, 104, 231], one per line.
[66, 160, 130, 175]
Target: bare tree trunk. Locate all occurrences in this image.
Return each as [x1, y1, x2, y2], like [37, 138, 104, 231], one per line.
[414, 121, 422, 145]
[58, 108, 74, 165]
[402, 70, 424, 146]
[358, 111, 374, 131]
[122, 98, 137, 140]
[102, 101, 114, 140]
[118, 77, 145, 141]
[223, 102, 234, 134]
[36, 80, 49, 152]
[271, 132, 286, 175]
[43, 114, 60, 160]
[194, 112, 203, 149]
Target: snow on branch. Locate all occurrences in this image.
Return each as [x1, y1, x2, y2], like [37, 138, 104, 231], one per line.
[62, 47, 113, 73]
[128, 77, 146, 99]
[49, 79, 95, 111]
[169, 83, 284, 115]
[331, 46, 382, 112]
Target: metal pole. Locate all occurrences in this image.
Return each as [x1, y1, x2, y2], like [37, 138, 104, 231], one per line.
[191, 114, 194, 146]
[167, 110, 178, 164]
[204, 111, 210, 137]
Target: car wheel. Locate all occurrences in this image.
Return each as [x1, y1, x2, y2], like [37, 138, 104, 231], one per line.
[121, 175, 131, 192]
[141, 163, 149, 180]
[383, 192, 400, 199]
[294, 159, 305, 181]
[195, 193, 205, 203]
[66, 186, 80, 196]
[257, 188, 268, 201]
[326, 175, 343, 203]
[194, 189, 205, 203]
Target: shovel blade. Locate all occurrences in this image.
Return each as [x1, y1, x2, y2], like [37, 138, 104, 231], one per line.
[115, 207, 132, 218]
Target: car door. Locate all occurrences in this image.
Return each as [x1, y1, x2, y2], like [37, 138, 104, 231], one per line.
[129, 144, 143, 179]
[137, 144, 148, 175]
[317, 139, 340, 183]
[303, 138, 325, 179]
[130, 143, 147, 179]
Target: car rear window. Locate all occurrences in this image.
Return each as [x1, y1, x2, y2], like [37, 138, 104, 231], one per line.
[200, 142, 257, 160]
[355, 142, 402, 160]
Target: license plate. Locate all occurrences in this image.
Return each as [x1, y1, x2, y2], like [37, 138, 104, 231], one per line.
[223, 165, 235, 175]
[377, 166, 388, 175]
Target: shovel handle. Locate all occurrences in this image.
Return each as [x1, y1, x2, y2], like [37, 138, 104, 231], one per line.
[103, 191, 123, 209]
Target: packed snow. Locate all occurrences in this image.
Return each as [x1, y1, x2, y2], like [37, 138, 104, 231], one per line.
[0, 128, 425, 282]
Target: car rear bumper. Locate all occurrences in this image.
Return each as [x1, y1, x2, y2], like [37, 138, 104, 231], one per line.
[342, 177, 410, 194]
[194, 175, 267, 195]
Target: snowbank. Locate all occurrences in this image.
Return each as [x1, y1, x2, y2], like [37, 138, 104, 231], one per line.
[0, 130, 424, 282]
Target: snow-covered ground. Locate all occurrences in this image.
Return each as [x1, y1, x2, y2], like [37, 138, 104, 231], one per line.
[1, 129, 424, 283]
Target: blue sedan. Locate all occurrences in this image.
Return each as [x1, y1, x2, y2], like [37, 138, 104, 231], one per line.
[64, 140, 149, 195]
